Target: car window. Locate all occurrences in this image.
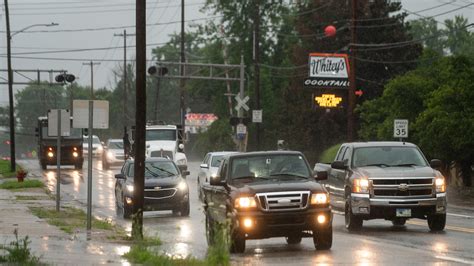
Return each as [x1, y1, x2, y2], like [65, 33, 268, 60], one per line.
[211, 155, 224, 167]
[342, 147, 351, 163]
[336, 146, 346, 161]
[203, 154, 210, 164]
[108, 141, 123, 149]
[220, 159, 228, 180]
[230, 154, 310, 183]
[352, 146, 428, 168]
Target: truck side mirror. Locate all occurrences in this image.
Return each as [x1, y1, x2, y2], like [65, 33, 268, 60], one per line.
[331, 160, 347, 170]
[314, 171, 328, 181]
[210, 175, 225, 186]
[200, 163, 209, 169]
[181, 170, 190, 177]
[430, 159, 442, 169]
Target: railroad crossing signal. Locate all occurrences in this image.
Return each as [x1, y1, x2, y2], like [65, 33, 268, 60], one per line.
[235, 93, 250, 112]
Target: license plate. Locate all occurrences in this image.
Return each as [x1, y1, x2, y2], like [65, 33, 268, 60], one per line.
[396, 208, 411, 217]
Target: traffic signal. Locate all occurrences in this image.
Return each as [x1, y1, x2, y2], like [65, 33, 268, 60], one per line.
[55, 74, 75, 83]
[148, 66, 168, 76]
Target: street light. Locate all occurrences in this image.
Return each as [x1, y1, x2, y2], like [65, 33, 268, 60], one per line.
[4, 17, 59, 171]
[10, 22, 59, 39]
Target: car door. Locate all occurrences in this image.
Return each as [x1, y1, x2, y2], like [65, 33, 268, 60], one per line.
[208, 158, 229, 224]
[330, 146, 348, 210]
[115, 162, 128, 206]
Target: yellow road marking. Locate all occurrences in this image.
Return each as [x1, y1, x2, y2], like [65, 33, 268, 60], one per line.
[407, 220, 474, 234]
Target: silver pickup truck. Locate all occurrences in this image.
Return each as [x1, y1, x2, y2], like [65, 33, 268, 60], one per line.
[314, 141, 447, 231]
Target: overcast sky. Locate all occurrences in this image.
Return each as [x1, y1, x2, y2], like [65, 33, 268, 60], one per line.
[1, 0, 473, 106]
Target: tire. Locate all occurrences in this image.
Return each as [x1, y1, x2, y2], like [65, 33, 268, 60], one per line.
[286, 235, 302, 244]
[75, 163, 83, 170]
[345, 197, 363, 231]
[180, 200, 190, 217]
[230, 232, 245, 253]
[313, 224, 333, 250]
[41, 162, 47, 170]
[428, 214, 446, 232]
[392, 218, 406, 226]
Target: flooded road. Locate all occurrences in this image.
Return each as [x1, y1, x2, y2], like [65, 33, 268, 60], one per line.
[20, 159, 474, 265]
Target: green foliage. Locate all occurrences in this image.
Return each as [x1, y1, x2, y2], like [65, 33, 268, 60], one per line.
[319, 143, 342, 163]
[123, 245, 204, 266]
[192, 119, 236, 156]
[0, 179, 44, 189]
[0, 229, 44, 265]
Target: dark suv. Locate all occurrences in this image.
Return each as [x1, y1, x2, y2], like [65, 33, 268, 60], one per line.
[203, 151, 332, 253]
[114, 158, 190, 218]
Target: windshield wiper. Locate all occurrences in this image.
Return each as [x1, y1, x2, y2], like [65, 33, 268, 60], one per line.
[362, 163, 390, 167]
[270, 173, 308, 178]
[144, 166, 160, 177]
[391, 163, 419, 167]
[149, 165, 175, 177]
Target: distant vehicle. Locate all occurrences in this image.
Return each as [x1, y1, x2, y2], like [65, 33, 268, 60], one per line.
[197, 151, 238, 201]
[36, 116, 84, 170]
[315, 141, 447, 232]
[203, 151, 332, 253]
[114, 157, 190, 219]
[102, 139, 125, 170]
[145, 124, 188, 171]
[82, 135, 103, 157]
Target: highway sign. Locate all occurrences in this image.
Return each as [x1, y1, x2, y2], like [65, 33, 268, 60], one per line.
[393, 119, 408, 138]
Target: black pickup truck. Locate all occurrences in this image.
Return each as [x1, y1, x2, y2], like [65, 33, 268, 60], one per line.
[203, 151, 332, 253]
[315, 142, 447, 231]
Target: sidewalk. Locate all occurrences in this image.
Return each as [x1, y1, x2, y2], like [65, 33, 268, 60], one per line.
[0, 186, 129, 265]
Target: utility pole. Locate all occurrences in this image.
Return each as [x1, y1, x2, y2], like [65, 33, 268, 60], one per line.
[180, 0, 186, 141]
[4, 0, 15, 172]
[114, 30, 135, 127]
[348, 0, 357, 141]
[81, 61, 99, 233]
[254, 0, 261, 150]
[134, 0, 146, 240]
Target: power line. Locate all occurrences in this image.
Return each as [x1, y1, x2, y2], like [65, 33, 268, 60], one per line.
[0, 16, 223, 34]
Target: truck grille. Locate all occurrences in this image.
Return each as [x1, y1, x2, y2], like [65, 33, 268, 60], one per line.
[150, 150, 174, 160]
[371, 177, 434, 198]
[256, 191, 310, 212]
[144, 187, 177, 199]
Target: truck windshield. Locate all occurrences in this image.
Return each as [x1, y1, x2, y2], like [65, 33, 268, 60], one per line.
[146, 129, 176, 141]
[231, 154, 310, 182]
[352, 147, 428, 168]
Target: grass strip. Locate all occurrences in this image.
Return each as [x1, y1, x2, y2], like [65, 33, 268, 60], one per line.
[0, 160, 19, 178]
[29, 206, 125, 237]
[0, 180, 44, 190]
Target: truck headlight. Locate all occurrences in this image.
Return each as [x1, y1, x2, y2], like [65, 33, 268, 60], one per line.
[353, 178, 369, 193]
[47, 151, 54, 158]
[126, 184, 134, 192]
[72, 151, 79, 158]
[235, 197, 257, 209]
[178, 181, 187, 191]
[176, 158, 187, 165]
[311, 193, 329, 205]
[435, 177, 446, 193]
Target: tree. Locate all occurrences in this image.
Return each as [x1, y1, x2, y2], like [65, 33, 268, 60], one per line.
[409, 18, 444, 55]
[444, 16, 474, 57]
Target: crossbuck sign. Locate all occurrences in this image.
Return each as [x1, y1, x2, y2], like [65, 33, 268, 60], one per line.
[235, 93, 249, 112]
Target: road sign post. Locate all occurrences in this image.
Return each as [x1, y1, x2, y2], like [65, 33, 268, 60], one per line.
[48, 109, 70, 212]
[393, 119, 408, 140]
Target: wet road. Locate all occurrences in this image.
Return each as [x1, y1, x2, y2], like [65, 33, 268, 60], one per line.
[20, 159, 474, 265]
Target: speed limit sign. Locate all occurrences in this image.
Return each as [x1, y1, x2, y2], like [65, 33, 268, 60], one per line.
[393, 119, 408, 138]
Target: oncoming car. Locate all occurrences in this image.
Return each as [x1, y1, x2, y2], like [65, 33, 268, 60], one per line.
[114, 158, 190, 219]
[197, 151, 238, 200]
[83, 135, 103, 157]
[102, 139, 125, 169]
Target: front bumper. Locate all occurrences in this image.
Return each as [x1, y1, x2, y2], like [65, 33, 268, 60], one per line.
[124, 191, 189, 212]
[351, 193, 447, 218]
[232, 207, 332, 239]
